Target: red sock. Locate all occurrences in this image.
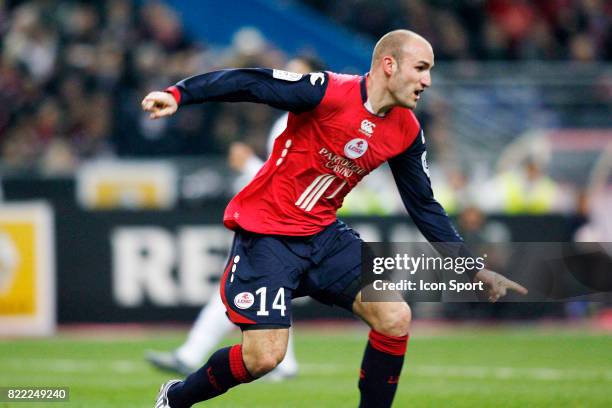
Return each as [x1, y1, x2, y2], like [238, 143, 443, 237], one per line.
[169, 344, 253, 407]
[358, 330, 409, 408]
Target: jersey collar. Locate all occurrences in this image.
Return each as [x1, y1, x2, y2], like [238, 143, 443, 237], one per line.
[360, 74, 368, 104]
[361, 74, 387, 118]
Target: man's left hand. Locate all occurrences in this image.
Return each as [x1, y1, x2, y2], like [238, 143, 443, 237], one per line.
[474, 269, 528, 302]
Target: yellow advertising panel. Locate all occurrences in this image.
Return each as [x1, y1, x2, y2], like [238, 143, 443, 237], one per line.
[0, 203, 55, 336]
[0, 223, 35, 315]
[77, 160, 177, 209]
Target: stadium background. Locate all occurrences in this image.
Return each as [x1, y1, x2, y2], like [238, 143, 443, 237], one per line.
[0, 0, 611, 407]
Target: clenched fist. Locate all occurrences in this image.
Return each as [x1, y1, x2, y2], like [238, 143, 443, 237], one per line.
[141, 91, 178, 119]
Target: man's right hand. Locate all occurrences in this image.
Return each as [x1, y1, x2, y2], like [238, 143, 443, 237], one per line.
[141, 91, 178, 119]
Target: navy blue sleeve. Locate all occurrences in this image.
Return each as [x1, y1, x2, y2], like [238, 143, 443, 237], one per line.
[389, 130, 479, 278]
[389, 129, 463, 243]
[172, 68, 328, 113]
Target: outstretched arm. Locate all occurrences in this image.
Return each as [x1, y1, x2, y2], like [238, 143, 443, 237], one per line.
[142, 68, 328, 119]
[388, 129, 463, 243]
[389, 130, 527, 301]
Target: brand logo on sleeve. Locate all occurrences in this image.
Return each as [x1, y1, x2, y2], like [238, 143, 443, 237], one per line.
[309, 72, 325, 86]
[273, 70, 303, 82]
[421, 151, 430, 178]
[344, 138, 368, 159]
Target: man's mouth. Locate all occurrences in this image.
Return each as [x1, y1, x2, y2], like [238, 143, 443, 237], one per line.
[414, 90, 423, 100]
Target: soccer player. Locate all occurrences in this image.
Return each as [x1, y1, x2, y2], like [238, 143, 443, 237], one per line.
[144, 56, 325, 382]
[143, 29, 527, 408]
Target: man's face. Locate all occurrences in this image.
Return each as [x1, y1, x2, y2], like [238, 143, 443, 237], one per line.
[387, 39, 434, 109]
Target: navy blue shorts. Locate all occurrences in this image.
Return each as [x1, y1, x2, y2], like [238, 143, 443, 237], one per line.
[220, 220, 363, 329]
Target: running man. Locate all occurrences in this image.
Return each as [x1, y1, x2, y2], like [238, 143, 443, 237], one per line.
[143, 29, 527, 408]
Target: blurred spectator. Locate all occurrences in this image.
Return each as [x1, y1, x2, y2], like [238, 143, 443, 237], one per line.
[571, 142, 612, 320]
[574, 142, 612, 242]
[430, 169, 468, 216]
[477, 134, 577, 214]
[481, 156, 571, 214]
[3, 3, 58, 83]
[458, 204, 511, 244]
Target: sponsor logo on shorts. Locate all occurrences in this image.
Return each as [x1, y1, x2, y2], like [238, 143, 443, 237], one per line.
[344, 138, 368, 159]
[234, 292, 255, 309]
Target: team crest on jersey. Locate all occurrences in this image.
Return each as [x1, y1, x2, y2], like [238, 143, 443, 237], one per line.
[272, 69, 303, 82]
[359, 119, 376, 137]
[344, 138, 368, 159]
[234, 292, 255, 309]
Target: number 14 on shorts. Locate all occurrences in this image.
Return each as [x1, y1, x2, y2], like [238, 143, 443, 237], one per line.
[256, 287, 286, 317]
[234, 287, 286, 316]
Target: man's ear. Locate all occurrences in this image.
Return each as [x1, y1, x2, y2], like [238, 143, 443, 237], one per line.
[382, 56, 395, 76]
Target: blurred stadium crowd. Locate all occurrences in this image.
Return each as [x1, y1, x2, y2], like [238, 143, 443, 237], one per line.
[0, 0, 289, 172]
[306, 0, 612, 61]
[0, 0, 610, 217]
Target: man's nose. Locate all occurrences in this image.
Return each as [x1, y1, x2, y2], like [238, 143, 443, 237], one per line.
[421, 72, 431, 88]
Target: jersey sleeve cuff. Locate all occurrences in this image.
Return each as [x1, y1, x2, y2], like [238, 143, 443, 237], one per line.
[164, 86, 182, 105]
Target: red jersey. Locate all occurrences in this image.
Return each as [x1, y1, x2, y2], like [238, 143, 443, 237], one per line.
[223, 73, 420, 235]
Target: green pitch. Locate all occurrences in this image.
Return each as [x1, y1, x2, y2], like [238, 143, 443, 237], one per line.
[1, 325, 611, 407]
